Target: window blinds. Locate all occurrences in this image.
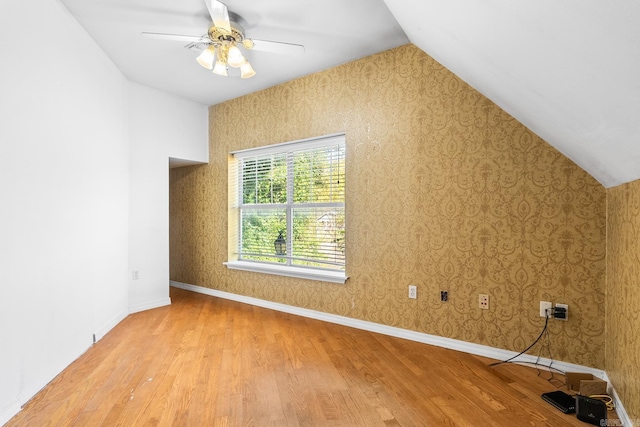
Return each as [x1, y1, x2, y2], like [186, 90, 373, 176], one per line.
[233, 134, 346, 270]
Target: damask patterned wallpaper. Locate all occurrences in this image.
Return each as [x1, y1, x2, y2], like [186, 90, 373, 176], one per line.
[607, 182, 640, 420]
[170, 44, 607, 368]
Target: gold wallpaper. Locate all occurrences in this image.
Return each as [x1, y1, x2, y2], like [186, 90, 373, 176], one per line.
[607, 181, 640, 421]
[170, 44, 607, 368]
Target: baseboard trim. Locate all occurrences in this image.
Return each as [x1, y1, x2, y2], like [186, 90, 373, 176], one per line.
[94, 309, 129, 343]
[0, 399, 21, 427]
[128, 297, 171, 314]
[600, 371, 633, 427]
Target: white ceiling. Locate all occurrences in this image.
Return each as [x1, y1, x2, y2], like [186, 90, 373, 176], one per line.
[59, 0, 408, 106]
[60, 0, 640, 188]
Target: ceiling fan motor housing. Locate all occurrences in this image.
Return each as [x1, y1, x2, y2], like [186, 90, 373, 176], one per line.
[208, 22, 244, 44]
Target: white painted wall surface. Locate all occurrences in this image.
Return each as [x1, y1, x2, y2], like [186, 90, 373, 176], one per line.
[0, 0, 130, 423]
[127, 82, 208, 313]
[0, 1, 208, 424]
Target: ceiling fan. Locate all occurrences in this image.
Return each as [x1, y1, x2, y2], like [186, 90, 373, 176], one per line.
[141, 0, 305, 78]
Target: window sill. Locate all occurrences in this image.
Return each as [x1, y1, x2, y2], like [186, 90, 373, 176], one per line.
[224, 261, 347, 284]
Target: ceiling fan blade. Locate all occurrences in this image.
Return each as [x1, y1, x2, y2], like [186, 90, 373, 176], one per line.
[205, 0, 231, 33]
[250, 39, 306, 56]
[141, 32, 205, 43]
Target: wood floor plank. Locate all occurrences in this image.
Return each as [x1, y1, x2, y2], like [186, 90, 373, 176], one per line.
[6, 287, 619, 426]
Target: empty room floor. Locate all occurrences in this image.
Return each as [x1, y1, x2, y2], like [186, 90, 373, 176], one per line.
[6, 287, 616, 426]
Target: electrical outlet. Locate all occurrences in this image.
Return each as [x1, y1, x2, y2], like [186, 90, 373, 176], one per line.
[479, 294, 489, 310]
[440, 290, 448, 302]
[540, 301, 552, 317]
[408, 285, 417, 299]
[555, 303, 568, 321]
[132, 270, 140, 280]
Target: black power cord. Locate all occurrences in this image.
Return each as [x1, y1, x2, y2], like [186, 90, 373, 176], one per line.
[489, 311, 550, 368]
[535, 316, 566, 387]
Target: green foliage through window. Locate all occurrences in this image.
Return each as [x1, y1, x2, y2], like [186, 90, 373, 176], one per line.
[234, 135, 346, 270]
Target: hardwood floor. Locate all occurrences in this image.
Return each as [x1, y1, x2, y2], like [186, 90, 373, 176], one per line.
[7, 287, 616, 426]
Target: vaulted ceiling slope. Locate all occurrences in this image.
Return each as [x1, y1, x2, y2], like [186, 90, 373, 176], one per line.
[383, 0, 640, 188]
[60, 0, 640, 188]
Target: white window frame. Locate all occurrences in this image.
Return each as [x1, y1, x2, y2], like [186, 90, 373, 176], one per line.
[224, 133, 347, 284]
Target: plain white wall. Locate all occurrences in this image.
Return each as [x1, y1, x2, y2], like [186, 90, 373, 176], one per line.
[0, 0, 130, 422]
[0, 1, 208, 424]
[127, 82, 208, 313]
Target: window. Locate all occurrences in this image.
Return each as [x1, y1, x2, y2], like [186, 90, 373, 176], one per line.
[225, 134, 347, 283]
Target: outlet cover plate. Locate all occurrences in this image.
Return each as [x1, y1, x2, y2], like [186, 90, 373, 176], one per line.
[540, 301, 552, 317]
[479, 294, 489, 310]
[408, 285, 417, 299]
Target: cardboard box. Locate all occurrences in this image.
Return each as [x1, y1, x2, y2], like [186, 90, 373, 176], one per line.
[566, 372, 607, 396]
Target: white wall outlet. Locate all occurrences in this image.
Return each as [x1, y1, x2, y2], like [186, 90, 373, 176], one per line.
[479, 294, 489, 310]
[555, 303, 568, 321]
[540, 301, 552, 317]
[132, 269, 140, 280]
[408, 285, 417, 299]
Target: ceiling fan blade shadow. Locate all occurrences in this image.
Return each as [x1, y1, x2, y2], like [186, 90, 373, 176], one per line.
[251, 39, 306, 56]
[205, 0, 231, 33]
[141, 32, 206, 43]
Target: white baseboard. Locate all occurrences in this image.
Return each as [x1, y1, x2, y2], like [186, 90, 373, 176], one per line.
[94, 309, 129, 343]
[0, 399, 21, 427]
[128, 297, 171, 314]
[171, 280, 632, 426]
[600, 372, 633, 427]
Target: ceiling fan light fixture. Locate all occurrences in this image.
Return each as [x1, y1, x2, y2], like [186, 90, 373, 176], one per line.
[227, 44, 245, 68]
[144, 1, 305, 80]
[196, 46, 216, 70]
[213, 60, 228, 76]
[240, 60, 256, 79]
